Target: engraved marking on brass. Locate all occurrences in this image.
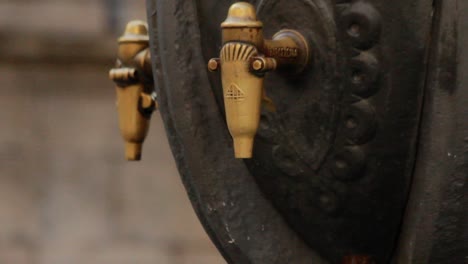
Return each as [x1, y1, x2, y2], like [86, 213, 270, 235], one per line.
[267, 47, 299, 58]
[225, 84, 246, 102]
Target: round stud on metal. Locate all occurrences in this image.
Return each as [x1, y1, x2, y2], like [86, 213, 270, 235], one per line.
[251, 57, 277, 73]
[349, 52, 380, 97]
[208, 58, 220, 72]
[341, 2, 382, 50]
[257, 113, 277, 141]
[344, 100, 377, 145]
[331, 146, 367, 180]
[272, 145, 304, 177]
[318, 191, 340, 215]
[252, 59, 264, 71]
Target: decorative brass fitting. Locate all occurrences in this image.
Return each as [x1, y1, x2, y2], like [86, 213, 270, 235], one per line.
[109, 20, 157, 161]
[208, 2, 310, 159]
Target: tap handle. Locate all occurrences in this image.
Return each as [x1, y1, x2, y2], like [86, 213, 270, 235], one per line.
[110, 20, 157, 161]
[251, 57, 277, 74]
[207, 2, 310, 158]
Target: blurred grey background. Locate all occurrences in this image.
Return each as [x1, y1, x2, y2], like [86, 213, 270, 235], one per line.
[0, 0, 224, 263]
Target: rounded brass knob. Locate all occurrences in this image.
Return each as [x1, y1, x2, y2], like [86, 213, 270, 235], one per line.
[208, 59, 220, 72]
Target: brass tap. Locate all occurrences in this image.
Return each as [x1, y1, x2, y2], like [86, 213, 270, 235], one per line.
[109, 20, 157, 161]
[208, 2, 310, 159]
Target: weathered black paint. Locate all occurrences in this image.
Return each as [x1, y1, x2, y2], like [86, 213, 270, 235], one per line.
[146, 0, 467, 263]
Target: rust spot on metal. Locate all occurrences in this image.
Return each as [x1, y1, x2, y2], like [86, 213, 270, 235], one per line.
[342, 255, 375, 264]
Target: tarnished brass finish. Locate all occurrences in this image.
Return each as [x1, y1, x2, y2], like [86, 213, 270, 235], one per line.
[209, 2, 310, 158]
[109, 20, 157, 161]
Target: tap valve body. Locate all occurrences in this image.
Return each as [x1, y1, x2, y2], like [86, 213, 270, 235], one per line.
[208, 2, 310, 158]
[110, 20, 157, 161]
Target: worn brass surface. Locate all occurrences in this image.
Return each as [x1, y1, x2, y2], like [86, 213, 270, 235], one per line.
[109, 20, 157, 161]
[209, 2, 310, 158]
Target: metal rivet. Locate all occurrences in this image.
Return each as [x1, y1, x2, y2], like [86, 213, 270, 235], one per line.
[349, 52, 380, 97]
[341, 2, 382, 50]
[208, 58, 220, 71]
[318, 192, 339, 214]
[252, 59, 264, 71]
[331, 146, 366, 180]
[348, 23, 361, 37]
[344, 100, 377, 144]
[346, 116, 359, 129]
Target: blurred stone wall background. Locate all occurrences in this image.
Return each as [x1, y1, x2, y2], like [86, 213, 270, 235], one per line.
[0, 0, 223, 263]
